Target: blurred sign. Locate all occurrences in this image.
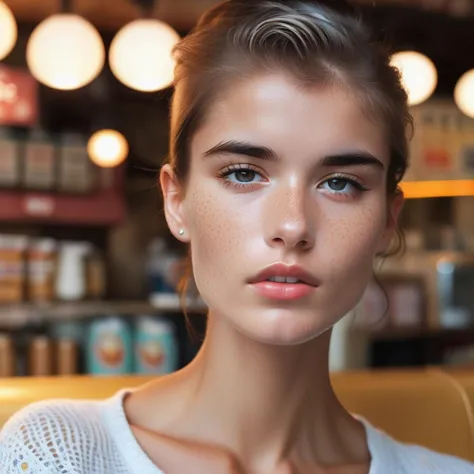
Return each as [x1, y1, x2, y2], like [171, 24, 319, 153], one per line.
[22, 194, 56, 217]
[0, 66, 38, 127]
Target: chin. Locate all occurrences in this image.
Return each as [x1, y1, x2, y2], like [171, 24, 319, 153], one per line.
[233, 307, 335, 346]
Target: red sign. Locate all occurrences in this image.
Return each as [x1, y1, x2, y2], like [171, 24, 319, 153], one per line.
[0, 65, 38, 127]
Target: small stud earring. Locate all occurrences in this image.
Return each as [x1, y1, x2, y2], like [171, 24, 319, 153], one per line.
[179, 229, 185, 236]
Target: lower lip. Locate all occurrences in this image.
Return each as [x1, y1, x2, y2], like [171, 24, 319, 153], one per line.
[250, 281, 316, 300]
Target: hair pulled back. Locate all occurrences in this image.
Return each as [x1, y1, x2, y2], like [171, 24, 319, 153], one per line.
[168, 0, 411, 196]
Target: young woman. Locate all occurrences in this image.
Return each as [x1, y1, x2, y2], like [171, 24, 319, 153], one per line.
[2, 1, 474, 473]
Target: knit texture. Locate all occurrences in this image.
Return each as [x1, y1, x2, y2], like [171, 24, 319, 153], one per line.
[1, 390, 474, 473]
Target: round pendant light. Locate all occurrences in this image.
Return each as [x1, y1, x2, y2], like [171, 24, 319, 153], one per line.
[0, 1, 18, 60]
[455, 70, 474, 118]
[109, 19, 180, 92]
[26, 14, 105, 90]
[87, 129, 129, 168]
[390, 51, 437, 106]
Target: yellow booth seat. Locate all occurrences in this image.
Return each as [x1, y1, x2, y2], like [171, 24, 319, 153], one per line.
[0, 368, 473, 463]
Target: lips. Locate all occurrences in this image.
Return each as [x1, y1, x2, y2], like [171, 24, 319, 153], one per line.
[248, 263, 319, 287]
[247, 263, 319, 301]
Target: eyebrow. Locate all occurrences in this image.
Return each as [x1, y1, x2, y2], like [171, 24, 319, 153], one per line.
[203, 140, 278, 161]
[203, 140, 384, 170]
[321, 152, 385, 170]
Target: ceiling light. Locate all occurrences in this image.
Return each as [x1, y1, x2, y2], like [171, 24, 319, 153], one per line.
[0, 1, 17, 60]
[454, 70, 474, 118]
[26, 14, 105, 90]
[87, 129, 129, 168]
[390, 51, 437, 106]
[109, 19, 180, 92]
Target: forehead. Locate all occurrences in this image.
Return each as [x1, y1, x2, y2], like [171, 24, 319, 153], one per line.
[193, 73, 389, 164]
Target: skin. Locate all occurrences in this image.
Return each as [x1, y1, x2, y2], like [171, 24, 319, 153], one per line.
[124, 73, 404, 474]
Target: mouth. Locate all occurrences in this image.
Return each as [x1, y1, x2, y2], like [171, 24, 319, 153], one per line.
[265, 276, 306, 284]
[248, 264, 319, 301]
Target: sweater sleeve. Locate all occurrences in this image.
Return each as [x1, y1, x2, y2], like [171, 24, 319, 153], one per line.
[0, 402, 67, 473]
[0, 400, 114, 474]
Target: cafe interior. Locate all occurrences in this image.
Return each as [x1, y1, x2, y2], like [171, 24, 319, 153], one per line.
[1, 0, 474, 463]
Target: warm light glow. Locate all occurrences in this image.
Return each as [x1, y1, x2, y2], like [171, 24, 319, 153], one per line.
[0, 1, 17, 60]
[454, 70, 474, 118]
[87, 129, 129, 168]
[401, 180, 474, 199]
[390, 51, 437, 106]
[109, 19, 180, 92]
[26, 14, 105, 90]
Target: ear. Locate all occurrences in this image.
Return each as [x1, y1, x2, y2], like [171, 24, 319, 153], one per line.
[377, 189, 404, 255]
[160, 164, 189, 242]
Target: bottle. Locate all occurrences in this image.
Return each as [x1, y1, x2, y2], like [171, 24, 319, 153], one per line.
[0, 234, 28, 304]
[55, 241, 91, 301]
[0, 127, 21, 189]
[28, 335, 53, 376]
[0, 333, 15, 377]
[57, 133, 96, 194]
[86, 317, 133, 375]
[55, 338, 79, 376]
[147, 238, 183, 307]
[85, 246, 106, 300]
[27, 238, 56, 303]
[22, 128, 56, 191]
[134, 316, 179, 375]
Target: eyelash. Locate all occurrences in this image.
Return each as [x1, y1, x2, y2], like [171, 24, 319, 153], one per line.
[217, 165, 369, 196]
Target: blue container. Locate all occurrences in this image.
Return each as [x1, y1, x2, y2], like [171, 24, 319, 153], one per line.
[86, 317, 133, 375]
[134, 316, 179, 375]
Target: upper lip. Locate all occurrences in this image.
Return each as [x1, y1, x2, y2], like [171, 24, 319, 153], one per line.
[248, 263, 320, 287]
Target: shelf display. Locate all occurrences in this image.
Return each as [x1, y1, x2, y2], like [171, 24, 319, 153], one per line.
[0, 128, 21, 188]
[401, 100, 474, 198]
[22, 129, 56, 191]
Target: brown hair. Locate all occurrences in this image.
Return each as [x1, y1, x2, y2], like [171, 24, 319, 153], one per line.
[168, 0, 412, 196]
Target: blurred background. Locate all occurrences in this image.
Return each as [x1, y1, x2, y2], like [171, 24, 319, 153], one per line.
[0, 0, 474, 379]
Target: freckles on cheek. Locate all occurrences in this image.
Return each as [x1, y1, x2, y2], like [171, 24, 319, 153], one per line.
[322, 205, 385, 272]
[185, 189, 244, 261]
[186, 189, 221, 257]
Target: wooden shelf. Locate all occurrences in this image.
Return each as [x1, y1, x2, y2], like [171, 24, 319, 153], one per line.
[0, 190, 125, 226]
[362, 326, 474, 341]
[0, 167, 126, 226]
[0, 297, 207, 329]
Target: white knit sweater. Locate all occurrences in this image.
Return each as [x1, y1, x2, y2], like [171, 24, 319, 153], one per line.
[1, 390, 474, 473]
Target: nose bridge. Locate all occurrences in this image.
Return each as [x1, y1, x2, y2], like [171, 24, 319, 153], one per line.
[264, 179, 314, 249]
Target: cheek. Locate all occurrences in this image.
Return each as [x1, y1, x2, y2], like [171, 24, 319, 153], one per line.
[321, 201, 386, 280]
[183, 185, 251, 293]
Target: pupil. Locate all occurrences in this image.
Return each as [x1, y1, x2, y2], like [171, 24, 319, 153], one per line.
[236, 170, 255, 183]
[329, 179, 346, 191]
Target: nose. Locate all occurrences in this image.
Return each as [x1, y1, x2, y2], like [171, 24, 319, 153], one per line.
[263, 182, 315, 252]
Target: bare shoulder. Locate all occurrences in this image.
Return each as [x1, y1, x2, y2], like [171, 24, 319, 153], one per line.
[0, 398, 116, 473]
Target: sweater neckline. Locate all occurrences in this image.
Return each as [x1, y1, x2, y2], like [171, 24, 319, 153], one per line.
[101, 389, 164, 474]
[102, 389, 382, 474]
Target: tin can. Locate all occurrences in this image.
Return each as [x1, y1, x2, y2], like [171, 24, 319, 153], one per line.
[28, 335, 53, 376]
[0, 333, 15, 377]
[134, 316, 179, 375]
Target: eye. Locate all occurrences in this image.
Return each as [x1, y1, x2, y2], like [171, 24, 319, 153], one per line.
[326, 178, 349, 192]
[318, 175, 368, 196]
[230, 169, 258, 183]
[218, 165, 266, 187]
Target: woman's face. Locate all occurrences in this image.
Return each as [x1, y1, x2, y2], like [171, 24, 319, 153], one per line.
[162, 73, 403, 345]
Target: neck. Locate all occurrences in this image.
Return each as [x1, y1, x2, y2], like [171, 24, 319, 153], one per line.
[173, 312, 367, 471]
